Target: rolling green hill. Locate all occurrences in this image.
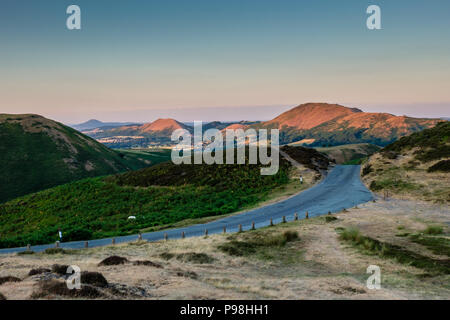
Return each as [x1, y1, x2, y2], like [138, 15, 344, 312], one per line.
[0, 114, 159, 203]
[0, 154, 291, 248]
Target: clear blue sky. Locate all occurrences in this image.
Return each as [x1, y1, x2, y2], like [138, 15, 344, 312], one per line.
[1, 0, 449, 122]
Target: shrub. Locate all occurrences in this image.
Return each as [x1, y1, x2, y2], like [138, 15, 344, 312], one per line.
[51, 264, 70, 275]
[218, 230, 299, 256]
[423, 225, 444, 235]
[362, 165, 373, 176]
[98, 256, 129, 266]
[0, 276, 21, 285]
[159, 252, 175, 260]
[32, 280, 103, 299]
[428, 160, 450, 173]
[339, 227, 361, 242]
[132, 260, 163, 268]
[81, 272, 108, 288]
[283, 231, 299, 242]
[17, 250, 35, 255]
[338, 227, 450, 275]
[28, 268, 51, 276]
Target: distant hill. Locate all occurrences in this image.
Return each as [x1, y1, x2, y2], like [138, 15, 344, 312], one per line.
[139, 118, 189, 133]
[362, 121, 450, 202]
[79, 103, 442, 148]
[0, 114, 153, 203]
[83, 118, 191, 148]
[255, 103, 442, 146]
[266, 103, 362, 130]
[71, 119, 138, 131]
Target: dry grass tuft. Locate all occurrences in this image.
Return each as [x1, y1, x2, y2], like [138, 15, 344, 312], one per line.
[52, 264, 69, 275]
[132, 260, 163, 268]
[32, 280, 103, 299]
[98, 256, 129, 266]
[81, 272, 108, 288]
[28, 268, 51, 276]
[0, 276, 21, 285]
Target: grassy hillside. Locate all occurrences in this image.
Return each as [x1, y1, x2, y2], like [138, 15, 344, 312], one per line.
[362, 121, 450, 202]
[0, 114, 154, 203]
[115, 149, 172, 170]
[315, 143, 381, 164]
[0, 154, 291, 248]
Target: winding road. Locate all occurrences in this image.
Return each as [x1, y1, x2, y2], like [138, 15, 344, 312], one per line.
[0, 165, 373, 254]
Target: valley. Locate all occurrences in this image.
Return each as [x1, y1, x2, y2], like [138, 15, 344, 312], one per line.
[0, 105, 448, 301]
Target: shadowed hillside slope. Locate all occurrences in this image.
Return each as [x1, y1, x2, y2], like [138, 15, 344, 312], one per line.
[0, 114, 152, 203]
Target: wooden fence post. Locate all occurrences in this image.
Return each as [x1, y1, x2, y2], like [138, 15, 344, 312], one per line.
[238, 224, 243, 232]
[112, 238, 116, 245]
[305, 211, 309, 219]
[251, 222, 255, 230]
[294, 213, 298, 221]
[270, 218, 273, 226]
[282, 216, 286, 223]
[181, 231, 185, 239]
[84, 241, 88, 248]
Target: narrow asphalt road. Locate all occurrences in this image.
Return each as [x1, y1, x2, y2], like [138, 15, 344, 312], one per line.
[0, 165, 373, 254]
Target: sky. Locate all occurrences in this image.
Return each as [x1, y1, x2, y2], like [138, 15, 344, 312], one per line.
[1, 0, 449, 123]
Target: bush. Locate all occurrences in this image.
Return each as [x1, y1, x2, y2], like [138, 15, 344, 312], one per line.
[132, 260, 163, 268]
[428, 160, 450, 173]
[0, 276, 21, 285]
[17, 250, 35, 255]
[98, 256, 129, 266]
[81, 272, 108, 288]
[218, 230, 299, 256]
[362, 165, 373, 176]
[28, 268, 51, 276]
[32, 280, 103, 299]
[338, 227, 450, 275]
[339, 227, 361, 242]
[423, 225, 444, 235]
[175, 252, 215, 264]
[51, 264, 70, 275]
